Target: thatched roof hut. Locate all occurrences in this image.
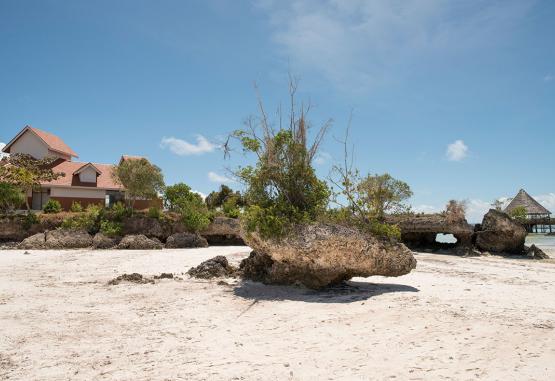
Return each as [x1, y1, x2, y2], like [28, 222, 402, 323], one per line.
[504, 189, 551, 217]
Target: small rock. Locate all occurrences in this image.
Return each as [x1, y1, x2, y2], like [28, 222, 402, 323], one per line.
[525, 244, 549, 260]
[165, 232, 208, 248]
[188, 256, 238, 279]
[116, 235, 163, 250]
[108, 273, 154, 285]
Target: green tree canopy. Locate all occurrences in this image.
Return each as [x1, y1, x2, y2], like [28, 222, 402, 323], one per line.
[205, 185, 245, 210]
[112, 158, 164, 208]
[0, 153, 65, 211]
[0, 182, 25, 214]
[163, 182, 210, 232]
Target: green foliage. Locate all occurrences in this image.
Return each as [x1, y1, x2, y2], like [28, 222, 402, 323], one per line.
[43, 199, 62, 214]
[222, 196, 241, 218]
[99, 220, 122, 237]
[205, 185, 245, 210]
[108, 201, 131, 221]
[22, 211, 39, 230]
[368, 220, 401, 240]
[355, 174, 413, 219]
[509, 206, 527, 223]
[0, 182, 25, 214]
[148, 206, 161, 219]
[227, 83, 332, 239]
[0, 153, 65, 210]
[319, 208, 401, 240]
[178, 198, 211, 232]
[164, 183, 200, 211]
[70, 201, 83, 213]
[61, 204, 104, 234]
[112, 158, 164, 208]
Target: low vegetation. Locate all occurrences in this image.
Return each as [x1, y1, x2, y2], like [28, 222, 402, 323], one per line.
[43, 199, 62, 214]
[0, 182, 25, 214]
[509, 205, 527, 223]
[163, 182, 210, 232]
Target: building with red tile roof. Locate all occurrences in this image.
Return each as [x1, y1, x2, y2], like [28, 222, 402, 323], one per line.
[1, 126, 155, 211]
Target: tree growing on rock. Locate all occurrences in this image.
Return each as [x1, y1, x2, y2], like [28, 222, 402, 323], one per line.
[163, 182, 210, 232]
[444, 200, 467, 223]
[509, 205, 527, 223]
[112, 158, 164, 210]
[225, 79, 331, 238]
[0, 153, 65, 211]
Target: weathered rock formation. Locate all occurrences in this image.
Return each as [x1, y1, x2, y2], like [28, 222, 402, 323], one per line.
[165, 232, 208, 248]
[121, 216, 187, 241]
[188, 256, 237, 279]
[44, 229, 93, 249]
[386, 214, 474, 249]
[475, 209, 527, 254]
[92, 233, 120, 249]
[240, 223, 417, 289]
[200, 217, 245, 245]
[116, 234, 163, 250]
[18, 232, 47, 250]
[525, 244, 549, 260]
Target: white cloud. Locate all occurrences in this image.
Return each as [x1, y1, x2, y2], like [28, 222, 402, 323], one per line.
[534, 193, 555, 213]
[160, 135, 217, 156]
[413, 204, 439, 214]
[314, 151, 332, 165]
[544, 74, 554, 82]
[255, 0, 534, 90]
[208, 171, 235, 184]
[0, 142, 7, 159]
[446, 140, 468, 161]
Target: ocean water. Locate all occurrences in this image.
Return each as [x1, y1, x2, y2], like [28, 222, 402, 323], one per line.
[526, 234, 555, 251]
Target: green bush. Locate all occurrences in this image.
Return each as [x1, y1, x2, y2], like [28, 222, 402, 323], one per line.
[509, 206, 527, 223]
[178, 198, 210, 232]
[22, 211, 39, 230]
[368, 221, 401, 240]
[222, 196, 240, 218]
[147, 206, 161, 219]
[99, 220, 122, 237]
[43, 199, 62, 214]
[61, 204, 104, 233]
[109, 201, 131, 221]
[70, 201, 83, 212]
[0, 182, 25, 214]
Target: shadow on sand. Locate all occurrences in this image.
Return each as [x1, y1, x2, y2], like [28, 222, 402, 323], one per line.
[232, 280, 419, 304]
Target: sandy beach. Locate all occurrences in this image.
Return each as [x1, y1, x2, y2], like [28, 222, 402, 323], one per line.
[1, 247, 554, 381]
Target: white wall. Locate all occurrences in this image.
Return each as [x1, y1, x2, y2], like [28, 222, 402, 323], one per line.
[10, 131, 50, 159]
[78, 166, 98, 183]
[50, 187, 106, 199]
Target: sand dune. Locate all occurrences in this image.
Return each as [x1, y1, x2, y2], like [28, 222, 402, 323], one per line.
[1, 247, 554, 380]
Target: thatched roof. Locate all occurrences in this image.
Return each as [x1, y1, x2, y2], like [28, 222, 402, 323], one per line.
[504, 189, 551, 215]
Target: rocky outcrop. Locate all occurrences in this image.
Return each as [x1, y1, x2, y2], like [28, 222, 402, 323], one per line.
[201, 217, 245, 245]
[525, 244, 549, 260]
[475, 210, 527, 254]
[165, 233, 208, 248]
[122, 216, 186, 240]
[187, 256, 237, 279]
[240, 223, 417, 289]
[92, 233, 120, 249]
[386, 214, 474, 248]
[44, 229, 93, 249]
[117, 234, 163, 250]
[18, 233, 47, 250]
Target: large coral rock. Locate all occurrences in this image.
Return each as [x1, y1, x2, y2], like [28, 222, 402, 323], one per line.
[18, 232, 47, 249]
[201, 217, 245, 245]
[475, 209, 527, 254]
[93, 233, 120, 249]
[165, 232, 208, 248]
[117, 234, 163, 250]
[121, 216, 187, 241]
[188, 256, 237, 279]
[45, 229, 93, 249]
[240, 223, 417, 289]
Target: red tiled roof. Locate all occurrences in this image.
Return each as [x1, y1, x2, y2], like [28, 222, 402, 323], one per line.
[43, 161, 122, 190]
[28, 126, 78, 157]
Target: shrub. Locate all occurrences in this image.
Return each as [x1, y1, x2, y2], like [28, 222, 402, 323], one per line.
[0, 182, 25, 214]
[147, 206, 161, 219]
[43, 199, 62, 214]
[99, 220, 122, 237]
[179, 198, 211, 232]
[112, 158, 164, 209]
[61, 204, 104, 233]
[22, 211, 39, 230]
[109, 201, 131, 221]
[70, 201, 83, 212]
[222, 196, 240, 218]
[509, 206, 527, 223]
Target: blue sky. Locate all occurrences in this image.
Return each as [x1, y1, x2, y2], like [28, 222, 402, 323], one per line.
[1, 0, 554, 222]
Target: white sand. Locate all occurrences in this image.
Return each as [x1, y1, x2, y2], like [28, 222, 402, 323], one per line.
[1, 247, 554, 381]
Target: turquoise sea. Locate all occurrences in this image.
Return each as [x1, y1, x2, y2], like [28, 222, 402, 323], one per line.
[526, 234, 555, 252]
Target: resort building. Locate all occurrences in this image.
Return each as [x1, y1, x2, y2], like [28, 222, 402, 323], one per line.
[504, 189, 552, 233]
[1, 125, 154, 211]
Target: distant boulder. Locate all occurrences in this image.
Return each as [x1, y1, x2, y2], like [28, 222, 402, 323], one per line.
[525, 244, 549, 260]
[93, 233, 120, 249]
[45, 229, 93, 249]
[18, 232, 47, 250]
[475, 209, 527, 254]
[187, 256, 237, 279]
[165, 232, 208, 248]
[117, 234, 163, 250]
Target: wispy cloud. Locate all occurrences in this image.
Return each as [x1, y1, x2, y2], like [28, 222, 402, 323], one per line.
[314, 151, 332, 165]
[534, 193, 555, 212]
[0, 142, 7, 158]
[208, 171, 235, 183]
[544, 74, 554, 82]
[413, 204, 439, 214]
[160, 135, 217, 156]
[255, 0, 534, 90]
[446, 140, 468, 161]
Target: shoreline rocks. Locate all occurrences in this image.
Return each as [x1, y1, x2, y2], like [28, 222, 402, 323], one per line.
[165, 232, 208, 248]
[475, 210, 527, 254]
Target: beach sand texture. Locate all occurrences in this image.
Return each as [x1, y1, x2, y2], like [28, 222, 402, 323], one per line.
[1, 247, 554, 381]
